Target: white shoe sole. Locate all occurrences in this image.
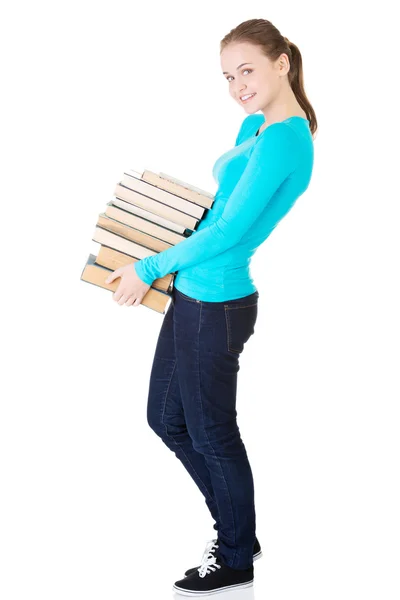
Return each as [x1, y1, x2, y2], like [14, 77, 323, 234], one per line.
[173, 579, 254, 596]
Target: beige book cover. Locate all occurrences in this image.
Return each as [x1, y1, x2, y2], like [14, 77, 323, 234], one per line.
[96, 214, 174, 253]
[114, 183, 198, 231]
[105, 203, 186, 245]
[139, 169, 214, 209]
[119, 172, 205, 218]
[110, 198, 188, 235]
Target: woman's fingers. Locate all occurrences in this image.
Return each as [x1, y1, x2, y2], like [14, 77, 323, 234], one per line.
[125, 296, 137, 307]
[117, 294, 130, 306]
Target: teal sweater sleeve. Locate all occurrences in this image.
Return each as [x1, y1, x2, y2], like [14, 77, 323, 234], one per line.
[134, 122, 300, 285]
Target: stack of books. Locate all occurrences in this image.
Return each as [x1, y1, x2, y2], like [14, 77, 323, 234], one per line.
[80, 168, 214, 313]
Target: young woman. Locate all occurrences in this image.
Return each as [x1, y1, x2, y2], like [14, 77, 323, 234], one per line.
[106, 18, 316, 597]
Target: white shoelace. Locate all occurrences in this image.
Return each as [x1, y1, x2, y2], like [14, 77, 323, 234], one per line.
[198, 555, 222, 578]
[197, 538, 222, 578]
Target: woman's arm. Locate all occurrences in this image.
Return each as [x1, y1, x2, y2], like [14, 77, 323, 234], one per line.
[134, 123, 300, 285]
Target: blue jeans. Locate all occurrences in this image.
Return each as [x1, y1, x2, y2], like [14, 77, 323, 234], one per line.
[146, 286, 259, 570]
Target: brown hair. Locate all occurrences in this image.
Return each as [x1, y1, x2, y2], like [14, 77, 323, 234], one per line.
[220, 19, 318, 139]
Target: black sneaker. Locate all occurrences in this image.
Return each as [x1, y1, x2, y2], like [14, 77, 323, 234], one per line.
[184, 536, 262, 577]
[174, 554, 253, 596]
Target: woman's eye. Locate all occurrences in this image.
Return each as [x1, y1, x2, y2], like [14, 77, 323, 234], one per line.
[226, 68, 252, 82]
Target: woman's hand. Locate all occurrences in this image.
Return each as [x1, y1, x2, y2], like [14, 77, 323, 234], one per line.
[105, 263, 151, 307]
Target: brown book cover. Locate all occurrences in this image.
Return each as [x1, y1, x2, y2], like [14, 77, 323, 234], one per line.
[80, 254, 171, 314]
[94, 245, 174, 293]
[96, 214, 174, 253]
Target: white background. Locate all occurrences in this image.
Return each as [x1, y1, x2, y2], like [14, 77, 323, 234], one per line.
[1, 1, 399, 599]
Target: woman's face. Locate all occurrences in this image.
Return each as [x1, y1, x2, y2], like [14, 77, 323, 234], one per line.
[220, 42, 285, 112]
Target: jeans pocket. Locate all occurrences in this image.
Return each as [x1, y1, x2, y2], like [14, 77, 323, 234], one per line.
[224, 302, 258, 354]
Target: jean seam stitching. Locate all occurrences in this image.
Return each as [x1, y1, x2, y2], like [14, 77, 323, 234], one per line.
[224, 307, 236, 354]
[197, 304, 237, 566]
[224, 307, 242, 354]
[224, 302, 258, 310]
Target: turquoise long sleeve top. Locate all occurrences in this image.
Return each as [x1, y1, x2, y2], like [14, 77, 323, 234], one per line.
[134, 114, 314, 302]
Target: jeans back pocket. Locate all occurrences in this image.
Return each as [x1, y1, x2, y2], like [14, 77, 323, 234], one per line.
[224, 302, 258, 354]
